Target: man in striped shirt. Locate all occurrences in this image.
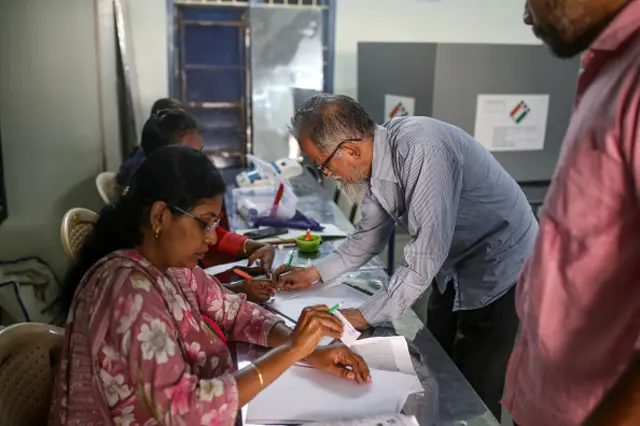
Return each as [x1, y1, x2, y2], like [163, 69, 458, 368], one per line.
[274, 94, 538, 419]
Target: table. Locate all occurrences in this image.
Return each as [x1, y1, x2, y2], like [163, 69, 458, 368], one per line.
[221, 168, 499, 426]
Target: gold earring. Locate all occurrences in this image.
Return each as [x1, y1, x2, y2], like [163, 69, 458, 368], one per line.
[155, 228, 161, 239]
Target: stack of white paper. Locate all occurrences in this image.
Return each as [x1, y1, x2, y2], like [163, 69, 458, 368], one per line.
[246, 365, 418, 424]
[246, 337, 424, 424]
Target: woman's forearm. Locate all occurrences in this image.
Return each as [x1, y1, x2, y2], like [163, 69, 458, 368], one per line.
[233, 342, 302, 407]
[238, 240, 265, 258]
[266, 322, 292, 347]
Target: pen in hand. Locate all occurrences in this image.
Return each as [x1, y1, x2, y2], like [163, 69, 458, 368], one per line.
[233, 268, 276, 292]
[327, 303, 341, 314]
[285, 248, 296, 272]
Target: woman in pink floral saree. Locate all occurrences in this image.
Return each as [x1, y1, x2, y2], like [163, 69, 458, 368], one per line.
[48, 146, 370, 426]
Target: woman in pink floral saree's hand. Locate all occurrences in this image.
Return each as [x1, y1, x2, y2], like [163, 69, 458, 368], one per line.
[48, 146, 371, 426]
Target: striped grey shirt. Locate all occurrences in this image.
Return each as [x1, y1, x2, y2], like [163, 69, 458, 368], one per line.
[314, 117, 538, 326]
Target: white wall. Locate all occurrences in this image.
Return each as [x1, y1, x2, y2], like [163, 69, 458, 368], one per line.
[0, 0, 119, 276]
[121, 0, 539, 112]
[334, 0, 540, 98]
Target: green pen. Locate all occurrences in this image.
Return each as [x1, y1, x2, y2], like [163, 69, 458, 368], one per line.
[285, 248, 296, 272]
[327, 303, 341, 314]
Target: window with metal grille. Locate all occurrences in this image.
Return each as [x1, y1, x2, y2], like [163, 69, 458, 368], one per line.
[168, 0, 334, 168]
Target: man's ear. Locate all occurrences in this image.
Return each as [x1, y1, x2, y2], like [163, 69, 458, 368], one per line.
[343, 142, 361, 159]
[148, 201, 172, 233]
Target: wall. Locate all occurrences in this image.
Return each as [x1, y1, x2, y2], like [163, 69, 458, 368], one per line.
[0, 0, 119, 276]
[334, 0, 540, 98]
[122, 0, 540, 116]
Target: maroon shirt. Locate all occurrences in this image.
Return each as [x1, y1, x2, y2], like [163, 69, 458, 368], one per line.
[504, 2, 640, 425]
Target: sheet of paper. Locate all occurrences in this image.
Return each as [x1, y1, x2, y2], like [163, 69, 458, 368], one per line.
[474, 94, 549, 152]
[204, 259, 248, 276]
[268, 284, 370, 323]
[305, 414, 419, 426]
[246, 365, 417, 424]
[333, 310, 361, 347]
[349, 336, 416, 376]
[384, 95, 415, 120]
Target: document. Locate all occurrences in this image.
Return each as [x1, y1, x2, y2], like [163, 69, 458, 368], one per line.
[305, 414, 419, 426]
[474, 94, 550, 152]
[268, 284, 371, 322]
[349, 336, 416, 376]
[246, 365, 419, 424]
[204, 259, 249, 276]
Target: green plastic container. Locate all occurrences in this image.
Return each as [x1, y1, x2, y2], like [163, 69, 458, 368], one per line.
[296, 234, 322, 253]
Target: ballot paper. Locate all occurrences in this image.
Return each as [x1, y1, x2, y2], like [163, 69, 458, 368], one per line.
[246, 365, 419, 424]
[305, 414, 419, 426]
[333, 310, 361, 347]
[349, 336, 416, 375]
[268, 284, 370, 323]
[204, 259, 249, 276]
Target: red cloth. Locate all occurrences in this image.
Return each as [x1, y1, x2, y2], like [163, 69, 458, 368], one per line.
[503, 2, 640, 425]
[200, 226, 249, 269]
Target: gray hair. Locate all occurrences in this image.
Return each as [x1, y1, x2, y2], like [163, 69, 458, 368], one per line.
[289, 94, 376, 152]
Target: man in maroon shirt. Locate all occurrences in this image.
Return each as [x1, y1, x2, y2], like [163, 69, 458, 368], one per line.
[504, 1, 640, 425]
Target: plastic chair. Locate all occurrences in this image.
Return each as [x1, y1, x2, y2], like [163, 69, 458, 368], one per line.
[60, 208, 98, 260]
[95, 171, 119, 204]
[0, 323, 65, 426]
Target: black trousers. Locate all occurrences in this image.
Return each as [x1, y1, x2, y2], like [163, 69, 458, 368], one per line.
[427, 282, 519, 421]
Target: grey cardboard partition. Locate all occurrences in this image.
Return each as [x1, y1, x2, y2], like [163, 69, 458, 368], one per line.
[357, 42, 581, 182]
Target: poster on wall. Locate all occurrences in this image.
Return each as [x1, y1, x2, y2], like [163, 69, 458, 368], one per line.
[474, 94, 550, 152]
[384, 95, 415, 121]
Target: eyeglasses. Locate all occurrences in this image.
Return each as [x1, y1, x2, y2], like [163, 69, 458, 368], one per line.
[316, 138, 362, 176]
[169, 205, 220, 236]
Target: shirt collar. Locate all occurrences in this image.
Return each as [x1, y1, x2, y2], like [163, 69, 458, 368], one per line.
[371, 125, 398, 184]
[590, 0, 640, 52]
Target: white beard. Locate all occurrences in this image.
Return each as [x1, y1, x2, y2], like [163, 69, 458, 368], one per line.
[336, 179, 368, 204]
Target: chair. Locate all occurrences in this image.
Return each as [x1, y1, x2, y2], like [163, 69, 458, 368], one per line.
[0, 323, 65, 426]
[60, 208, 98, 260]
[95, 171, 119, 204]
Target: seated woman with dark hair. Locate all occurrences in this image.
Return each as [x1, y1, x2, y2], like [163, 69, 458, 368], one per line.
[116, 98, 186, 189]
[120, 109, 278, 302]
[49, 146, 370, 426]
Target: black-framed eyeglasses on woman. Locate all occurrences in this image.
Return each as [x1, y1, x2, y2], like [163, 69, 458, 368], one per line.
[316, 138, 362, 176]
[169, 205, 220, 236]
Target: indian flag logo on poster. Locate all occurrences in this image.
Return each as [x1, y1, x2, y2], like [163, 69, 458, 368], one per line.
[510, 101, 530, 124]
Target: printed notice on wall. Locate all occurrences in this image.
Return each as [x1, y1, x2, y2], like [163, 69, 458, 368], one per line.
[384, 95, 415, 121]
[474, 94, 549, 152]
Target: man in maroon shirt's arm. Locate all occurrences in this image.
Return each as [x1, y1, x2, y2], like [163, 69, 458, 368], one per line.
[505, 1, 640, 426]
[583, 355, 640, 426]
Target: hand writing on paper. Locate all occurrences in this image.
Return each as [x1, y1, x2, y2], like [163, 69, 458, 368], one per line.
[307, 344, 372, 384]
[340, 309, 371, 331]
[272, 266, 321, 291]
[228, 280, 275, 303]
